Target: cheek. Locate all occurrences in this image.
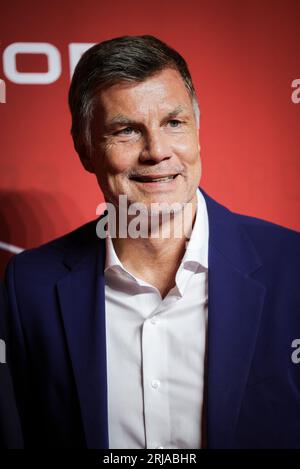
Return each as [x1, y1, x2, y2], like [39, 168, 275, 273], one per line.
[94, 155, 126, 182]
[102, 142, 139, 176]
[173, 135, 200, 163]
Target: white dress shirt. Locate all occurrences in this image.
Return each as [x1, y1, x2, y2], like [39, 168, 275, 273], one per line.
[104, 188, 209, 449]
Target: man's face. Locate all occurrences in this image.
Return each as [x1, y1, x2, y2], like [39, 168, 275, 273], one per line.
[88, 67, 201, 210]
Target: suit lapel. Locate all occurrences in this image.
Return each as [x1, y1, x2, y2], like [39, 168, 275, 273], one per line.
[201, 189, 266, 448]
[56, 227, 108, 449]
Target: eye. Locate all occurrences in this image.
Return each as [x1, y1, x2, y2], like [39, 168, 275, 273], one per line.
[168, 119, 182, 128]
[116, 127, 135, 135]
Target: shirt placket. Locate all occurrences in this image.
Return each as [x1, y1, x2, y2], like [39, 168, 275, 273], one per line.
[142, 309, 171, 449]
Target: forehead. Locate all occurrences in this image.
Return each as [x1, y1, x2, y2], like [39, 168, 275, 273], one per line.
[95, 68, 193, 119]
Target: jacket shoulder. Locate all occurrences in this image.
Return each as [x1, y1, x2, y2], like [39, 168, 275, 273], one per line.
[5, 218, 100, 273]
[232, 210, 300, 269]
[235, 211, 300, 243]
[201, 188, 300, 264]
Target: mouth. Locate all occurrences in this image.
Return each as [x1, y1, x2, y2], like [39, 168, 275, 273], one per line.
[129, 174, 180, 183]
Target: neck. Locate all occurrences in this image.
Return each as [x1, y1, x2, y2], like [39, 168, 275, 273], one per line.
[110, 193, 198, 297]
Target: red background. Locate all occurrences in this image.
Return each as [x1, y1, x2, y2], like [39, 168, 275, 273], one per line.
[0, 0, 300, 277]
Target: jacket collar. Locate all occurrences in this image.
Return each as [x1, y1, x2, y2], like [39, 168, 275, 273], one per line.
[57, 228, 109, 448]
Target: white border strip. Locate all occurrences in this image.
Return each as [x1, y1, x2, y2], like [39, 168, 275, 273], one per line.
[0, 241, 24, 254]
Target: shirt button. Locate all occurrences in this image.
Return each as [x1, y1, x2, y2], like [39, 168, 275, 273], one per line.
[150, 317, 158, 325]
[151, 379, 160, 389]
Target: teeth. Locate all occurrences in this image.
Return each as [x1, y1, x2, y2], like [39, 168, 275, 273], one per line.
[151, 176, 174, 182]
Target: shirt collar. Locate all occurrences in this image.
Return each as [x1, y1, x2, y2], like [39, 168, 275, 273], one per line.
[181, 187, 209, 271]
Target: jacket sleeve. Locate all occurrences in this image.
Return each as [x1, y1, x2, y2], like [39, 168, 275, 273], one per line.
[0, 269, 24, 448]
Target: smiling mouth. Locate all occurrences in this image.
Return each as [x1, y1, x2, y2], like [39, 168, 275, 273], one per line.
[129, 174, 179, 183]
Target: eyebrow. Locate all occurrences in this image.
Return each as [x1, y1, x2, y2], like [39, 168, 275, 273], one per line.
[106, 105, 188, 128]
[165, 105, 187, 119]
[108, 114, 137, 127]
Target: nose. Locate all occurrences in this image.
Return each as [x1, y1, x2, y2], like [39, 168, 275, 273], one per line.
[139, 129, 171, 164]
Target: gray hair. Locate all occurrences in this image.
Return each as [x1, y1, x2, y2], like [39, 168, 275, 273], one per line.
[68, 35, 200, 159]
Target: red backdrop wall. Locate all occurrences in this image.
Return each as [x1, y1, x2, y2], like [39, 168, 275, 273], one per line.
[1, 0, 300, 277]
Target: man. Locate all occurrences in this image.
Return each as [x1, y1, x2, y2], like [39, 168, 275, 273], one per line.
[5, 35, 300, 449]
[0, 281, 23, 448]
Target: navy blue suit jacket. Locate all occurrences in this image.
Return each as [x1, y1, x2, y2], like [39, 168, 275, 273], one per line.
[0, 282, 23, 448]
[4, 188, 300, 448]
